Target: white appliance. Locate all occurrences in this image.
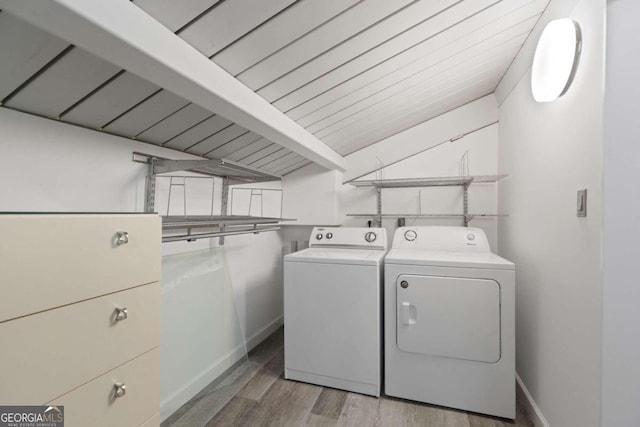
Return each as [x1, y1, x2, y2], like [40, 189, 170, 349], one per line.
[384, 226, 515, 418]
[284, 226, 387, 396]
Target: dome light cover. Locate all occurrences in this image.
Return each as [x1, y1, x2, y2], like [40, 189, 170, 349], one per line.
[531, 19, 582, 103]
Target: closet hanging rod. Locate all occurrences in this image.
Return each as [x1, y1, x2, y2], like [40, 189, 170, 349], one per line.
[162, 226, 281, 243]
[162, 215, 295, 229]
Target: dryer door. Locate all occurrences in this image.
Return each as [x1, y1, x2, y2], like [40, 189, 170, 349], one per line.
[396, 274, 500, 363]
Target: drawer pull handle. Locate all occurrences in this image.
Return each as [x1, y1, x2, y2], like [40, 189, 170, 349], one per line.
[113, 382, 127, 398]
[115, 231, 129, 246]
[114, 307, 128, 322]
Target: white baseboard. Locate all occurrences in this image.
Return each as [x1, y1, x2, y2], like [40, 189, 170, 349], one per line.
[245, 315, 284, 351]
[516, 373, 551, 427]
[160, 315, 284, 421]
[160, 342, 247, 421]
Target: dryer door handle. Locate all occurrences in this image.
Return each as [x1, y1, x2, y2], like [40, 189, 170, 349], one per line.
[400, 302, 417, 326]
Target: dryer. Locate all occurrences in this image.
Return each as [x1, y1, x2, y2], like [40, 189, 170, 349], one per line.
[284, 227, 387, 396]
[384, 226, 515, 418]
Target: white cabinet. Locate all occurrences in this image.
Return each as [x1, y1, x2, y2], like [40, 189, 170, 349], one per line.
[0, 214, 161, 427]
[48, 349, 160, 427]
[0, 214, 161, 322]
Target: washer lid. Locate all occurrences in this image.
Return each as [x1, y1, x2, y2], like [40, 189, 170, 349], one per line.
[285, 247, 386, 266]
[385, 249, 514, 270]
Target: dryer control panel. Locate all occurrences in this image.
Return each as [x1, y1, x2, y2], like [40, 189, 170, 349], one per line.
[392, 226, 490, 252]
[309, 227, 387, 250]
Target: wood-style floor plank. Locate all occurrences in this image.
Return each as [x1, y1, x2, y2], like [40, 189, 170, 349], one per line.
[247, 328, 285, 366]
[167, 327, 537, 427]
[237, 348, 284, 402]
[162, 329, 284, 427]
[306, 413, 340, 427]
[337, 393, 381, 427]
[311, 388, 349, 420]
[378, 397, 471, 427]
[241, 379, 323, 426]
[205, 397, 257, 427]
[166, 361, 260, 427]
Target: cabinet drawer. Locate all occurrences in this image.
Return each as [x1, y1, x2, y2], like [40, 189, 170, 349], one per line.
[140, 413, 160, 427]
[0, 283, 160, 405]
[47, 348, 159, 427]
[0, 214, 161, 322]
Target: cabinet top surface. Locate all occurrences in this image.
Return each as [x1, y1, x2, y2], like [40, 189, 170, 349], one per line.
[0, 212, 156, 215]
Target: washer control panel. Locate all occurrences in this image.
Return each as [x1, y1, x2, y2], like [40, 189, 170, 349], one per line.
[309, 227, 387, 249]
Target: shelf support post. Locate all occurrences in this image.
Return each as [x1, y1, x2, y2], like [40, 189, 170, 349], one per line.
[463, 182, 470, 227]
[219, 177, 230, 245]
[144, 158, 157, 213]
[376, 187, 383, 227]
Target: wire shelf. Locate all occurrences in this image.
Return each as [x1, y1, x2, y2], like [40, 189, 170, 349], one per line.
[346, 213, 508, 219]
[346, 174, 507, 188]
[133, 152, 281, 184]
[133, 152, 296, 242]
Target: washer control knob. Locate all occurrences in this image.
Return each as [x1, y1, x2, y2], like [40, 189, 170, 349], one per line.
[326, 232, 333, 240]
[467, 233, 476, 241]
[364, 231, 377, 243]
[316, 233, 323, 240]
[404, 230, 417, 241]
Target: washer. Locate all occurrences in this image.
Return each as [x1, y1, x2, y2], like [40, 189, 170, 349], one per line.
[284, 227, 387, 396]
[384, 226, 515, 418]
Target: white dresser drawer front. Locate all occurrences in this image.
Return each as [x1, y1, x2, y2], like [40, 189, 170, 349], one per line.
[140, 413, 160, 427]
[47, 348, 160, 427]
[0, 283, 160, 405]
[0, 214, 161, 322]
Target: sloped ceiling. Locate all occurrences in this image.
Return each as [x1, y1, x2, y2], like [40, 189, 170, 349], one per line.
[0, 0, 549, 174]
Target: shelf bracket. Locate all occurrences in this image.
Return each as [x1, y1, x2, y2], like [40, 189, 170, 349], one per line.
[144, 158, 157, 213]
[463, 182, 470, 227]
[219, 177, 230, 245]
[133, 152, 281, 184]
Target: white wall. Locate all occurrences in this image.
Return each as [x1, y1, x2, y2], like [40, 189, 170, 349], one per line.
[496, 1, 606, 426]
[601, 1, 640, 425]
[282, 163, 342, 226]
[343, 95, 498, 182]
[0, 107, 285, 419]
[282, 101, 501, 249]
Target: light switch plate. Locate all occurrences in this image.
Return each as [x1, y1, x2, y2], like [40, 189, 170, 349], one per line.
[577, 189, 587, 217]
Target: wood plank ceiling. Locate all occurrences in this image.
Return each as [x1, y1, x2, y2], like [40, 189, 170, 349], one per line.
[0, 0, 549, 175]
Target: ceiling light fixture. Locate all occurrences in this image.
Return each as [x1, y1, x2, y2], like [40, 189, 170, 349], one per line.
[531, 18, 582, 103]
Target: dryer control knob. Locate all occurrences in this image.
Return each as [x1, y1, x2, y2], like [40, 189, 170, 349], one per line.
[364, 231, 377, 243]
[326, 232, 333, 239]
[404, 230, 417, 241]
[316, 233, 323, 240]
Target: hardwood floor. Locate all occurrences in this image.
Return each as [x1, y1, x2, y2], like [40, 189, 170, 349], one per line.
[163, 328, 534, 427]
